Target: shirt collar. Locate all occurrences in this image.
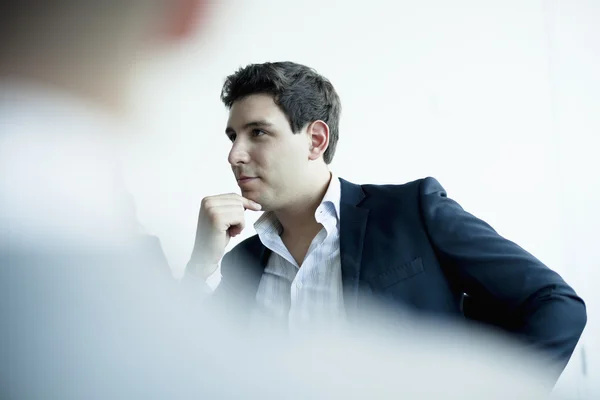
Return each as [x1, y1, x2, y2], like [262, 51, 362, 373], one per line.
[320, 172, 341, 221]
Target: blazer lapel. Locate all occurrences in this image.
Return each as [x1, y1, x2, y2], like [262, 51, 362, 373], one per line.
[338, 178, 369, 319]
[241, 239, 271, 297]
[220, 236, 270, 305]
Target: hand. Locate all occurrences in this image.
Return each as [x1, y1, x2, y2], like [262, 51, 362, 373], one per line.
[187, 193, 262, 278]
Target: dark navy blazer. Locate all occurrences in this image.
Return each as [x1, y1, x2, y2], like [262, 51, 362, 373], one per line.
[214, 177, 586, 378]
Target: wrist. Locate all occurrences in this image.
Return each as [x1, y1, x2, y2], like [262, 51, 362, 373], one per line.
[186, 256, 215, 277]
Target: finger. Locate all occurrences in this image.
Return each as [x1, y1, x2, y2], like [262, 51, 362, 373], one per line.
[227, 219, 245, 236]
[239, 196, 262, 211]
[228, 225, 243, 237]
[216, 194, 261, 211]
[202, 197, 242, 209]
[207, 205, 246, 231]
[202, 194, 260, 210]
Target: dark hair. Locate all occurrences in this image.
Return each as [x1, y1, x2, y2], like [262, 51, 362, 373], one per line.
[220, 61, 341, 164]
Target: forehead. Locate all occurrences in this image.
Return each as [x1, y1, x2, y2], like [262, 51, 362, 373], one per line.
[227, 94, 287, 129]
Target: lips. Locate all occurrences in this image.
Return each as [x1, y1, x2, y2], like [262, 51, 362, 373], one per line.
[237, 176, 259, 187]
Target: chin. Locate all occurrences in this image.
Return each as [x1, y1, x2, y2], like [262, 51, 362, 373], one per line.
[242, 191, 262, 204]
[246, 194, 274, 211]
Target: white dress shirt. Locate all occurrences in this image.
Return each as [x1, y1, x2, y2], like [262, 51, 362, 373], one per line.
[251, 174, 345, 333]
[0, 80, 141, 248]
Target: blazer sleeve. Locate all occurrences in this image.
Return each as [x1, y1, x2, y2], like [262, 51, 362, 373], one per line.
[419, 176, 586, 378]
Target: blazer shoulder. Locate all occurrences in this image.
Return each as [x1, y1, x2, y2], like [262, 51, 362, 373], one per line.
[418, 176, 448, 196]
[358, 176, 444, 199]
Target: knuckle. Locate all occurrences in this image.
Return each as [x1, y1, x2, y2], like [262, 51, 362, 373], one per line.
[201, 197, 212, 208]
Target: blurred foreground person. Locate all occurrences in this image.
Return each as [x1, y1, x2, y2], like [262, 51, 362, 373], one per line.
[0, 1, 217, 398]
[0, 2, 567, 399]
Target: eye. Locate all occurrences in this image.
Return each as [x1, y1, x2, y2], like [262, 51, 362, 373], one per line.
[227, 133, 236, 142]
[252, 129, 266, 137]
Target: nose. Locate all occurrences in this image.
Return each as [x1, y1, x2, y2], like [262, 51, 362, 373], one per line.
[228, 138, 251, 166]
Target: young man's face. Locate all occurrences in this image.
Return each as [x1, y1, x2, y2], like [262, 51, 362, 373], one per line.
[226, 93, 311, 211]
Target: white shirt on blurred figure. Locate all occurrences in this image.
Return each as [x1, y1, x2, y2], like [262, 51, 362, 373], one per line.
[0, 79, 139, 249]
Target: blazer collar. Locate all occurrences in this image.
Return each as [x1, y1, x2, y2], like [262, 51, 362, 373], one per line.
[338, 178, 370, 319]
[240, 178, 370, 320]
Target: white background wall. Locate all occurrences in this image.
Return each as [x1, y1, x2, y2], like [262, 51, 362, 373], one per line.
[121, 1, 598, 397]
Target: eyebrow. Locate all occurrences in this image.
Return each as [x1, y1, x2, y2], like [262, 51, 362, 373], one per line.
[225, 120, 273, 136]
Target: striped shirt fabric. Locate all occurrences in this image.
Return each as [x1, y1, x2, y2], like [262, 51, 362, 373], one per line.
[251, 174, 345, 334]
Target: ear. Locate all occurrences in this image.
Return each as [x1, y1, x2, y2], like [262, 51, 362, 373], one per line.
[307, 120, 330, 161]
[164, 0, 207, 41]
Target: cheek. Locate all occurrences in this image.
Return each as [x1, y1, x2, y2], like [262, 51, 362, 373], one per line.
[256, 141, 307, 177]
[271, 150, 303, 175]
[250, 151, 268, 171]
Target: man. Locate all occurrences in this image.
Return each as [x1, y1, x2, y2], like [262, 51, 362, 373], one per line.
[187, 61, 587, 383]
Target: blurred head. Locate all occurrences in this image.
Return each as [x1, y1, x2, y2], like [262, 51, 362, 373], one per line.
[221, 62, 342, 210]
[0, 0, 206, 111]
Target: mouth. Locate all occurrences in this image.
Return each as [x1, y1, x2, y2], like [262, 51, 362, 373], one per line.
[237, 176, 259, 186]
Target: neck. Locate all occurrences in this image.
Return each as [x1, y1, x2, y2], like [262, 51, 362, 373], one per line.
[274, 167, 332, 237]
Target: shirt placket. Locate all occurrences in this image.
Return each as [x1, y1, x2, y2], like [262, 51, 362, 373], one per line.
[289, 227, 330, 329]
